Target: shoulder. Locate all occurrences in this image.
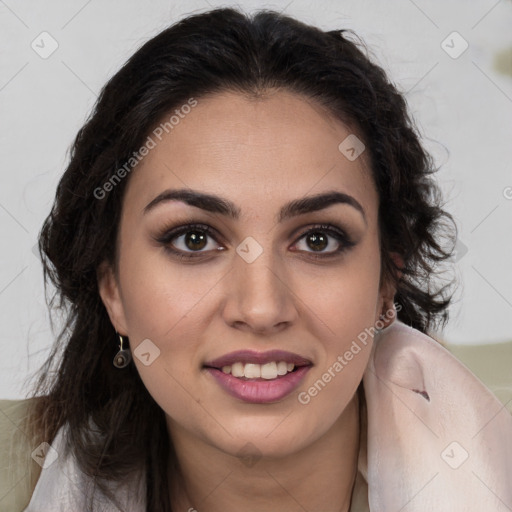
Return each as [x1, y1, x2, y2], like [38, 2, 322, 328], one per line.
[370, 320, 512, 407]
[0, 397, 44, 511]
[367, 320, 460, 397]
[362, 321, 512, 510]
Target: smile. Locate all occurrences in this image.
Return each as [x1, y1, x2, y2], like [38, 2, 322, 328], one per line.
[203, 350, 312, 404]
[221, 361, 295, 379]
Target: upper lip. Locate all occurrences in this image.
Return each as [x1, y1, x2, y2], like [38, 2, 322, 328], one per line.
[204, 350, 313, 369]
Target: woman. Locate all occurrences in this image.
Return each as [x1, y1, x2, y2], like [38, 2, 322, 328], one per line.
[6, 7, 511, 511]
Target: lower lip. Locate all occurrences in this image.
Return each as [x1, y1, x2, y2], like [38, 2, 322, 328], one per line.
[204, 366, 311, 404]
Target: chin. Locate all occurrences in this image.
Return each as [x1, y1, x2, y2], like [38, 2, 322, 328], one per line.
[220, 435, 310, 462]
[207, 415, 321, 461]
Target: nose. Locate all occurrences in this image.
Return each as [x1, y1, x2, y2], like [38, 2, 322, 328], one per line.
[222, 245, 298, 335]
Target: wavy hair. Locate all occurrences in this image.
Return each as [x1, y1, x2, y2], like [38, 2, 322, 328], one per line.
[24, 7, 458, 511]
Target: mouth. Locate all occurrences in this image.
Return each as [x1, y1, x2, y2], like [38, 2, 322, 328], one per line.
[203, 349, 312, 378]
[203, 350, 313, 403]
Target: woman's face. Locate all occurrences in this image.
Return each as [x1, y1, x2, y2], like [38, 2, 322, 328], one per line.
[99, 90, 395, 458]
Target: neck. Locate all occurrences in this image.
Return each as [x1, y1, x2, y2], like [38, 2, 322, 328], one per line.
[167, 394, 361, 512]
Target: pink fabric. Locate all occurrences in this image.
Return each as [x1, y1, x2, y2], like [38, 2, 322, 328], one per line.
[362, 320, 512, 510]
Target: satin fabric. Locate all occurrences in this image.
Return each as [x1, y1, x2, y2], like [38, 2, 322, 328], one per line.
[25, 320, 512, 511]
[363, 320, 512, 510]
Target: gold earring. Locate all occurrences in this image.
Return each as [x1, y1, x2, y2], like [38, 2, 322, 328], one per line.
[113, 333, 132, 368]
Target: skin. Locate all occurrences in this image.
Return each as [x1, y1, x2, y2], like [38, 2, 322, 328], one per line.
[98, 89, 398, 511]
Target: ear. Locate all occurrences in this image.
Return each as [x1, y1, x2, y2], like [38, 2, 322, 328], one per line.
[380, 252, 403, 298]
[390, 251, 404, 281]
[376, 251, 403, 324]
[97, 260, 129, 335]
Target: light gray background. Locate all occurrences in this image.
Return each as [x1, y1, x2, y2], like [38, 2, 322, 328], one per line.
[1, 0, 511, 399]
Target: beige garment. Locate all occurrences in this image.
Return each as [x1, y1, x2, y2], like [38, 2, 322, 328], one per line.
[0, 398, 41, 512]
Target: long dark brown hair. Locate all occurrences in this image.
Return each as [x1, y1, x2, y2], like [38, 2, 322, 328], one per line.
[23, 7, 458, 510]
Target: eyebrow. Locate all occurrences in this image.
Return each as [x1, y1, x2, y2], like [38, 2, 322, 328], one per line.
[143, 188, 367, 225]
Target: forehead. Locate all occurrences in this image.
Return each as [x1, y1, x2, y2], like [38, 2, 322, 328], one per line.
[123, 89, 378, 221]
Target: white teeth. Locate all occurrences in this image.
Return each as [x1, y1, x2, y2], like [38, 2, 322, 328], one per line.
[244, 363, 261, 379]
[261, 362, 277, 380]
[220, 361, 296, 379]
[231, 362, 244, 377]
[276, 361, 288, 376]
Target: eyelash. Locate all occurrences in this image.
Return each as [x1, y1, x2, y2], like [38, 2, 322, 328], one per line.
[154, 222, 355, 261]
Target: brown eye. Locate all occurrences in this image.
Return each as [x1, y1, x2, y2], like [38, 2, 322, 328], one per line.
[155, 223, 222, 258]
[305, 232, 328, 251]
[184, 231, 208, 251]
[292, 224, 355, 258]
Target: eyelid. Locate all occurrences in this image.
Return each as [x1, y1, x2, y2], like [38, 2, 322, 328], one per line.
[292, 223, 351, 242]
[154, 222, 222, 247]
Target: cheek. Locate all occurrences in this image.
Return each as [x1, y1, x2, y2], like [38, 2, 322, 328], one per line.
[293, 243, 382, 346]
[292, 242, 380, 405]
[294, 275, 377, 432]
[117, 245, 230, 422]
[118, 239, 223, 342]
